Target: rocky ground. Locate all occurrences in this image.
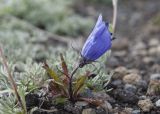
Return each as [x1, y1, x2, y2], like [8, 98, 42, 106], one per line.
[73, 0, 160, 113]
[1, 0, 159, 114]
[26, 0, 160, 113]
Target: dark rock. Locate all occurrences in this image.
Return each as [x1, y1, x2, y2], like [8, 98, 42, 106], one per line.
[150, 95, 160, 100]
[25, 93, 53, 110]
[39, 99, 52, 109]
[32, 110, 48, 114]
[80, 89, 94, 98]
[136, 80, 148, 92]
[113, 88, 138, 104]
[25, 94, 39, 110]
[124, 84, 137, 93]
[108, 79, 122, 89]
[96, 106, 107, 114]
[64, 102, 81, 114]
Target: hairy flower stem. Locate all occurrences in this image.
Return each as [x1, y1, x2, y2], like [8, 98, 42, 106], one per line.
[0, 47, 27, 113]
[69, 65, 80, 102]
[112, 0, 118, 35]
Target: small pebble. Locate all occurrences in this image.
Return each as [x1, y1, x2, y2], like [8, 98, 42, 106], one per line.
[114, 50, 126, 57]
[148, 47, 158, 55]
[114, 88, 138, 104]
[133, 42, 146, 50]
[155, 99, 160, 107]
[113, 66, 128, 79]
[75, 101, 89, 109]
[123, 73, 141, 84]
[82, 108, 96, 114]
[119, 110, 131, 114]
[150, 73, 160, 80]
[136, 80, 147, 91]
[157, 46, 160, 56]
[138, 99, 154, 112]
[147, 80, 160, 95]
[143, 57, 154, 64]
[139, 95, 147, 100]
[149, 38, 159, 47]
[123, 107, 133, 113]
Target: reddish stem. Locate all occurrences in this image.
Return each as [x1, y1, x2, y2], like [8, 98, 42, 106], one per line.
[0, 47, 26, 113]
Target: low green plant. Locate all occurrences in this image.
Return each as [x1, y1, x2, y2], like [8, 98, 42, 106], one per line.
[0, 11, 113, 113]
[0, 95, 23, 114]
[0, 58, 47, 114]
[43, 53, 112, 105]
[0, 0, 94, 37]
[0, 46, 112, 113]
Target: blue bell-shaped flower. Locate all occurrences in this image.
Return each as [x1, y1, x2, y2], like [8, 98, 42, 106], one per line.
[81, 14, 112, 62]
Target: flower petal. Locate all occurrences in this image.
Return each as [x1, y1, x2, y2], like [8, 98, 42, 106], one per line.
[82, 27, 111, 60]
[81, 14, 112, 61]
[95, 14, 103, 28]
